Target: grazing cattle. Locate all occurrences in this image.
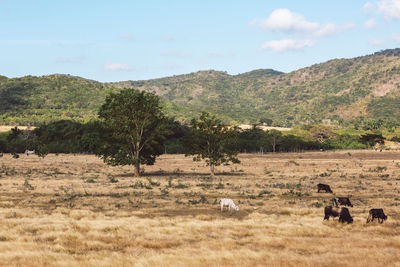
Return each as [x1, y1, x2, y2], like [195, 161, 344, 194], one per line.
[332, 197, 353, 207]
[317, 183, 333, 193]
[220, 198, 239, 212]
[367, 208, 387, 223]
[24, 149, 35, 155]
[324, 206, 353, 224]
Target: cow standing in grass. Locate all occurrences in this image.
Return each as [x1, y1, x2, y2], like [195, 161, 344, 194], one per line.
[317, 183, 333, 193]
[24, 150, 35, 155]
[324, 206, 353, 224]
[220, 198, 239, 212]
[367, 208, 387, 223]
[332, 197, 353, 207]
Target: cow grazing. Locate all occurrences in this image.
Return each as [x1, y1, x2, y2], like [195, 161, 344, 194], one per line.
[332, 197, 353, 207]
[338, 208, 353, 224]
[366, 208, 387, 223]
[24, 150, 35, 155]
[220, 198, 239, 212]
[317, 183, 333, 193]
[324, 206, 353, 224]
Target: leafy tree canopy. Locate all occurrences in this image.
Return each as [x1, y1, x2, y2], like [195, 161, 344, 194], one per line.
[185, 112, 240, 176]
[97, 88, 168, 177]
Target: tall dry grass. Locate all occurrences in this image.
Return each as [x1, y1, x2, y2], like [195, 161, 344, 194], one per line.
[0, 151, 399, 266]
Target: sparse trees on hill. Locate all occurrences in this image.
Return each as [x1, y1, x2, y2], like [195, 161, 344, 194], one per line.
[185, 112, 240, 176]
[98, 88, 168, 177]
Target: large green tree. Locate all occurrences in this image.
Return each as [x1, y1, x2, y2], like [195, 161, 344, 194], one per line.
[98, 88, 168, 177]
[186, 112, 240, 176]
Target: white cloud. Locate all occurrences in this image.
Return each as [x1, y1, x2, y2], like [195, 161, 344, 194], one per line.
[377, 0, 400, 20]
[55, 56, 84, 64]
[259, 9, 319, 32]
[314, 23, 355, 37]
[261, 39, 315, 52]
[364, 18, 377, 29]
[392, 33, 400, 43]
[363, 2, 375, 13]
[103, 63, 132, 71]
[251, 9, 352, 37]
[367, 37, 386, 46]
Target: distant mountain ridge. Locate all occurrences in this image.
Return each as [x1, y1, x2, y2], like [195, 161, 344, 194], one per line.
[1, 49, 400, 126]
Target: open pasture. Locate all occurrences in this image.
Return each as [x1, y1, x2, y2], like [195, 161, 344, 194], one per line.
[0, 151, 399, 266]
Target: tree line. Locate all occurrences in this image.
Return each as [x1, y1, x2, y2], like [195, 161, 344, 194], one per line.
[0, 88, 397, 176]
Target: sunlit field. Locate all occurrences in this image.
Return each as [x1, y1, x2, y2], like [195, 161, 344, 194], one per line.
[0, 151, 399, 266]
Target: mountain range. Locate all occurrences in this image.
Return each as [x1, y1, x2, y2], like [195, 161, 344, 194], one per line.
[1, 48, 400, 126]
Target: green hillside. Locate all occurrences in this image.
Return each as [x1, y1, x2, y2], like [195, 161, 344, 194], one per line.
[0, 74, 114, 125]
[1, 49, 400, 126]
[110, 49, 400, 126]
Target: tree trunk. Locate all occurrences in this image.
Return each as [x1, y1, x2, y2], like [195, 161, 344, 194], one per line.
[134, 143, 141, 177]
[272, 136, 276, 153]
[210, 162, 215, 176]
[134, 162, 140, 177]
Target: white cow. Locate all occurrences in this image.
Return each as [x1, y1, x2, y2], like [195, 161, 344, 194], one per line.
[24, 150, 35, 155]
[220, 198, 239, 212]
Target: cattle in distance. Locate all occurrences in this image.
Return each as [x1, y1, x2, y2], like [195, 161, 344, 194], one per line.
[366, 208, 387, 224]
[324, 206, 353, 224]
[317, 183, 333, 193]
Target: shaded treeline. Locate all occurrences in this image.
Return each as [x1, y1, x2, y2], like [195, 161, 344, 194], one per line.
[0, 120, 394, 155]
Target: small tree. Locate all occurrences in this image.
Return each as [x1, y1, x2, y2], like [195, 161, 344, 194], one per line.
[186, 112, 240, 176]
[309, 125, 336, 144]
[98, 88, 168, 177]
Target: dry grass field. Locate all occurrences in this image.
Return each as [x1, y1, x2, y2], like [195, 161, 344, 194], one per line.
[0, 126, 35, 133]
[0, 151, 399, 266]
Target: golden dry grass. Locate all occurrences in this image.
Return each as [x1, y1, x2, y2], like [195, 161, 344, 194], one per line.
[0, 151, 399, 266]
[0, 125, 35, 133]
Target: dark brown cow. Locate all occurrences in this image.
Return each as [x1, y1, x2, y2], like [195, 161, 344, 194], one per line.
[366, 208, 387, 223]
[324, 206, 353, 224]
[332, 197, 353, 207]
[317, 183, 333, 193]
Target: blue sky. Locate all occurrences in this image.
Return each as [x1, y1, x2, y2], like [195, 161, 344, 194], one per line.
[1, 0, 400, 82]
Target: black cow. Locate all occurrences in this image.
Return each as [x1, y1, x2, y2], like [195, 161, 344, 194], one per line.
[332, 197, 353, 207]
[366, 208, 387, 223]
[317, 183, 333, 193]
[324, 206, 353, 224]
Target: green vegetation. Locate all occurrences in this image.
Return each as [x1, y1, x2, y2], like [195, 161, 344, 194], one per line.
[110, 49, 400, 126]
[185, 112, 240, 176]
[97, 88, 169, 177]
[1, 49, 400, 126]
[0, 119, 396, 159]
[0, 74, 114, 125]
[2, 49, 400, 159]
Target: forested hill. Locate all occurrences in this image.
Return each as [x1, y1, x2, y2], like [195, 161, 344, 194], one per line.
[1, 48, 400, 126]
[109, 49, 400, 126]
[0, 74, 115, 125]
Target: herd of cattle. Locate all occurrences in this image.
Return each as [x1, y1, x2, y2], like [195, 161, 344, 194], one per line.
[317, 183, 387, 224]
[220, 183, 388, 224]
